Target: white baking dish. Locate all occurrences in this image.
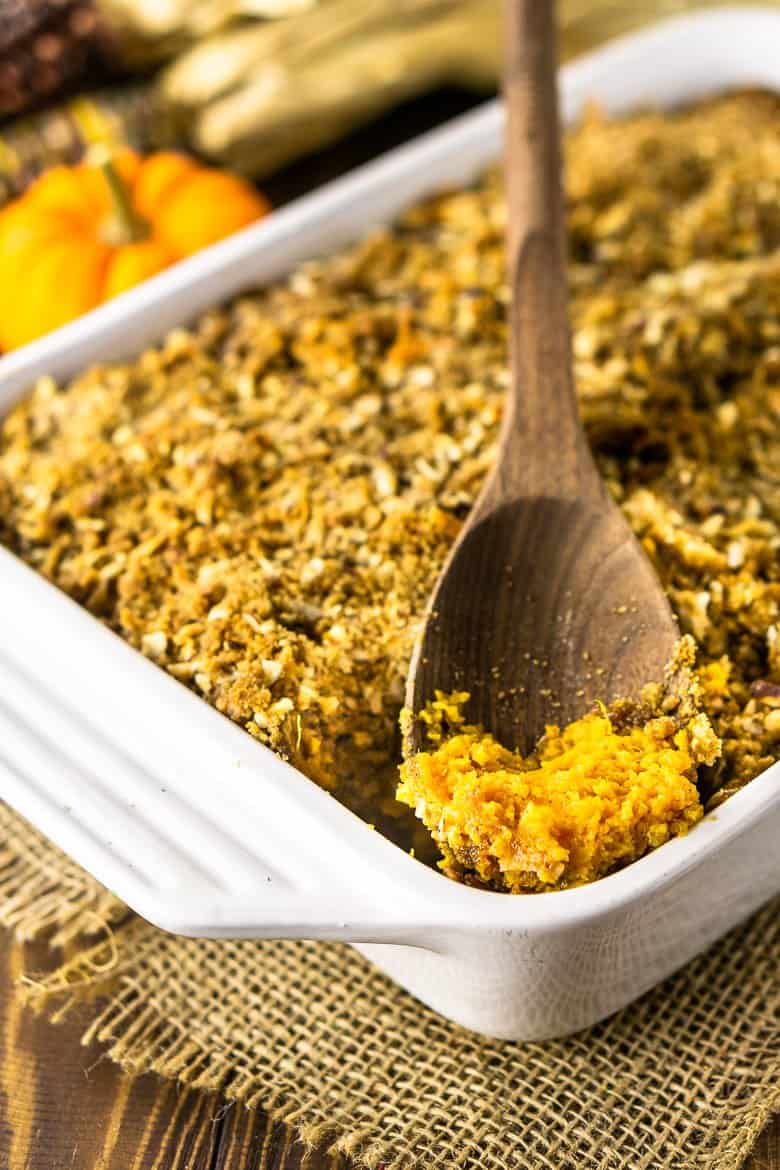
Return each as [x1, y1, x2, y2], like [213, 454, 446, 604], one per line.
[1, 7, 779, 1042]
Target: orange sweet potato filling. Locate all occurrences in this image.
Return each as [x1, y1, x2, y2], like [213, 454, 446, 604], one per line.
[398, 681, 721, 892]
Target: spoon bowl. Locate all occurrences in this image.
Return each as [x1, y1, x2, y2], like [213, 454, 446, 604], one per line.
[405, 0, 678, 755]
[406, 493, 677, 754]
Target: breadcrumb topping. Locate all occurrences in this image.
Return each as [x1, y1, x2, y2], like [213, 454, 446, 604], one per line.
[1, 92, 779, 876]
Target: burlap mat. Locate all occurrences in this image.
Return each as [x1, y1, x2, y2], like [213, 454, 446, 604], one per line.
[1, 802, 778, 1169]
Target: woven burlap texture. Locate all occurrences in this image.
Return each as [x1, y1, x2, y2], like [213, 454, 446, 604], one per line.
[1, 802, 778, 1170]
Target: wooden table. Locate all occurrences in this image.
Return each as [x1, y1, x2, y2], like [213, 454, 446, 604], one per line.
[0, 935, 776, 1170]
[0, 89, 777, 1170]
[0, 937, 338, 1170]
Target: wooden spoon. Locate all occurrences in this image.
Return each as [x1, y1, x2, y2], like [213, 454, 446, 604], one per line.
[404, 0, 678, 756]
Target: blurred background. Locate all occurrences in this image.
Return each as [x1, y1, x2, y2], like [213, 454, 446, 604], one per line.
[0, 0, 769, 353]
[0, 0, 761, 208]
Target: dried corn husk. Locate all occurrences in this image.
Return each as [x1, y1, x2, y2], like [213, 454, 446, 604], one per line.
[96, 0, 319, 66]
[156, 0, 780, 179]
[162, 0, 498, 176]
[162, 0, 459, 107]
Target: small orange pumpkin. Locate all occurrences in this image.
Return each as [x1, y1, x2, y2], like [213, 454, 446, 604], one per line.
[0, 148, 271, 352]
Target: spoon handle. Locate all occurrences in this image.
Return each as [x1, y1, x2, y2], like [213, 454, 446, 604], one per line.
[501, 0, 600, 499]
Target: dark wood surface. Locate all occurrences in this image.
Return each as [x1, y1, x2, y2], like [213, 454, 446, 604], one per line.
[0, 85, 777, 1170]
[0, 936, 347, 1170]
[407, 2, 677, 755]
[0, 935, 776, 1170]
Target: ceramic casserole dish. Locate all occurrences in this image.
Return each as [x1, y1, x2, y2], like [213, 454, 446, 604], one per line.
[1, 6, 779, 1041]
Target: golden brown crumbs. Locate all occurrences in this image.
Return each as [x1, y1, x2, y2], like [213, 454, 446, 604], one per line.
[1, 91, 779, 875]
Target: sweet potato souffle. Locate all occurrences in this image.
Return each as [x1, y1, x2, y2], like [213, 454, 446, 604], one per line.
[2, 92, 779, 891]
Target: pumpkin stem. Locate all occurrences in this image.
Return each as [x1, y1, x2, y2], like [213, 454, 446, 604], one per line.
[89, 144, 148, 245]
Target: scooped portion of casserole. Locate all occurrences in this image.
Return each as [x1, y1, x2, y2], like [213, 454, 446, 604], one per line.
[398, 638, 722, 891]
[1, 92, 779, 888]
